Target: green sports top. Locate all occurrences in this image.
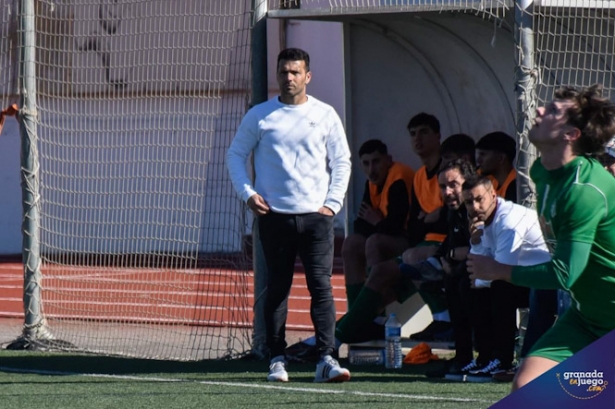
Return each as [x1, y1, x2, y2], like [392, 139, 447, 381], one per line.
[512, 156, 615, 330]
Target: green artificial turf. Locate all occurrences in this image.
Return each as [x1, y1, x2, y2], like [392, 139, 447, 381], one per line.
[0, 351, 510, 409]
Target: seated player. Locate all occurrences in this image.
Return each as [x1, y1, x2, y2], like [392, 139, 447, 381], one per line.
[404, 131, 476, 342]
[460, 176, 550, 382]
[400, 159, 479, 378]
[476, 130, 559, 382]
[440, 133, 476, 166]
[475, 131, 517, 201]
[341, 139, 414, 316]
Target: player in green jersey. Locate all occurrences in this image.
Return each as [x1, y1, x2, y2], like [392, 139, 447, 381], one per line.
[467, 84, 615, 391]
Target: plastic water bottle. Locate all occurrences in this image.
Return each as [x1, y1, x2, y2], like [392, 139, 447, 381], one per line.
[384, 313, 402, 369]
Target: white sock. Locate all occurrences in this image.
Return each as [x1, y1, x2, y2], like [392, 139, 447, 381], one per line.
[432, 310, 450, 322]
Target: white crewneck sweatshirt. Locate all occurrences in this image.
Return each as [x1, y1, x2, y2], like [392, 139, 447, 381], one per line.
[226, 95, 351, 214]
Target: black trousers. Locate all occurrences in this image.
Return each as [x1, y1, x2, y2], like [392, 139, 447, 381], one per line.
[490, 281, 530, 368]
[446, 270, 528, 368]
[445, 271, 493, 366]
[258, 211, 335, 358]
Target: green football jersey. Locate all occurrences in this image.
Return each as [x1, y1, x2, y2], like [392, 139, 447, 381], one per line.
[516, 156, 615, 330]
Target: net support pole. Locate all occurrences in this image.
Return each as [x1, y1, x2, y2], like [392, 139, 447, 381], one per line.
[250, 0, 269, 359]
[15, 0, 50, 342]
[514, 0, 537, 208]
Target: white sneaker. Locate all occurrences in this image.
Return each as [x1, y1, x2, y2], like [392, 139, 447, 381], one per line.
[267, 356, 289, 382]
[314, 355, 351, 383]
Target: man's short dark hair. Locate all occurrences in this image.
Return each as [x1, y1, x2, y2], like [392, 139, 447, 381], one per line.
[476, 132, 517, 163]
[438, 158, 476, 180]
[462, 174, 494, 192]
[407, 112, 440, 134]
[277, 48, 310, 72]
[441, 133, 476, 158]
[556, 84, 615, 156]
[358, 139, 388, 156]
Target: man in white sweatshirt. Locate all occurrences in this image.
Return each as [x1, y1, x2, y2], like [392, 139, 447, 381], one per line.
[226, 48, 351, 383]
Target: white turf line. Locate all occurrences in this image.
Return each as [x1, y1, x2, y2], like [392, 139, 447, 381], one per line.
[0, 366, 494, 404]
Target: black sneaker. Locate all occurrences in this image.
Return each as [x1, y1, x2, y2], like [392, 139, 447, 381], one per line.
[467, 359, 503, 383]
[409, 320, 453, 342]
[444, 359, 481, 382]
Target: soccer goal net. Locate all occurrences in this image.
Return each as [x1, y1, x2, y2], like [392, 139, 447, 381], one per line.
[2, 0, 255, 360]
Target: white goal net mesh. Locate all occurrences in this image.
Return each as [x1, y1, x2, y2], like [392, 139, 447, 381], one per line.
[2, 0, 254, 360]
[534, 3, 615, 102]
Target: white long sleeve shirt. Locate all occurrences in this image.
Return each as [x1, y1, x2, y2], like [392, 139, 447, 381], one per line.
[226, 95, 351, 214]
[471, 198, 550, 265]
[472, 198, 551, 287]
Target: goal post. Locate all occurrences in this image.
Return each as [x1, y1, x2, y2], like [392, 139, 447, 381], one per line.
[514, 0, 538, 209]
[16, 0, 51, 347]
[248, 0, 269, 359]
